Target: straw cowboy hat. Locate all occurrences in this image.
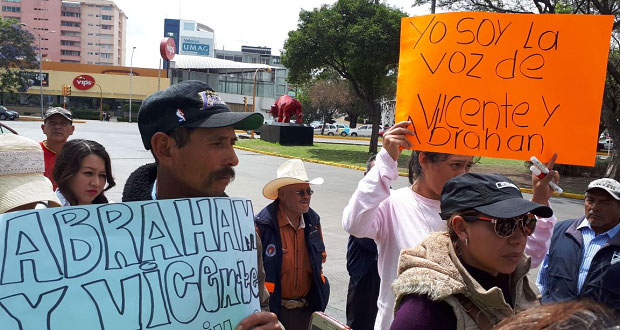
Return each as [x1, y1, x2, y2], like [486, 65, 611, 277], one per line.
[0, 134, 61, 214]
[263, 159, 324, 200]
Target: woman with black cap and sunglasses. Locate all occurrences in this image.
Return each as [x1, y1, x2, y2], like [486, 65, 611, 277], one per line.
[390, 173, 553, 330]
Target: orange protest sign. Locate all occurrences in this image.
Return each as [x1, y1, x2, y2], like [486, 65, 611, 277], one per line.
[395, 12, 613, 166]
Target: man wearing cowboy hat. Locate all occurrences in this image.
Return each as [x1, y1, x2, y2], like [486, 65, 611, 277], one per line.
[254, 158, 330, 329]
[122, 80, 280, 329]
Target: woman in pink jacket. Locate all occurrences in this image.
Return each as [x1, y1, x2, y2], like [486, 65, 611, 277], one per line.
[341, 121, 559, 330]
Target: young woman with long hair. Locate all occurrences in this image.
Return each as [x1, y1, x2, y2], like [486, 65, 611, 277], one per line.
[53, 139, 115, 206]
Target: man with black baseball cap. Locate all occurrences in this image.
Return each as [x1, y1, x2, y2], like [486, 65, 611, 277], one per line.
[122, 80, 280, 329]
[538, 178, 620, 312]
[40, 107, 74, 189]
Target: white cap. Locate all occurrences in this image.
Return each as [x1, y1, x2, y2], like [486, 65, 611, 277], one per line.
[586, 178, 620, 200]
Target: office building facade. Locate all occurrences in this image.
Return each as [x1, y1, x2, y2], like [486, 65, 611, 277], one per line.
[2, 0, 127, 66]
[163, 18, 215, 57]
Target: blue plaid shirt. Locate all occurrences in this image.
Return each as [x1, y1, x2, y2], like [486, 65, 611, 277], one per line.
[537, 218, 620, 294]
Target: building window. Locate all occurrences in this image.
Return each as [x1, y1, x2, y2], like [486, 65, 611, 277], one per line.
[61, 50, 80, 56]
[100, 53, 112, 58]
[101, 24, 112, 30]
[61, 11, 80, 17]
[61, 30, 80, 36]
[4, 0, 21, 2]
[62, 2, 80, 8]
[61, 59, 80, 63]
[101, 15, 112, 20]
[4, 16, 19, 21]
[1, 6, 21, 12]
[60, 40, 80, 46]
[61, 21, 80, 27]
[97, 43, 113, 49]
[101, 5, 112, 10]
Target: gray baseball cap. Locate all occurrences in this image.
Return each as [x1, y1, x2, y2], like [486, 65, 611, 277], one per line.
[586, 178, 620, 200]
[43, 107, 73, 122]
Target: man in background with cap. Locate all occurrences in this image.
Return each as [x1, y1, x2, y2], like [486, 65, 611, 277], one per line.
[537, 178, 620, 311]
[254, 158, 329, 329]
[40, 107, 74, 189]
[122, 80, 280, 329]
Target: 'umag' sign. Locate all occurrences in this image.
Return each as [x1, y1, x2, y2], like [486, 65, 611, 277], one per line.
[395, 12, 613, 166]
[0, 198, 260, 330]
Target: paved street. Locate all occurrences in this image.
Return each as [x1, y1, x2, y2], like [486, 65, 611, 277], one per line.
[6, 119, 585, 324]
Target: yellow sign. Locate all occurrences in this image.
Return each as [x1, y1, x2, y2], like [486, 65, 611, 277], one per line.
[395, 12, 613, 166]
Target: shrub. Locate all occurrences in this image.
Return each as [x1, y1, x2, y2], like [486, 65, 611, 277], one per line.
[71, 109, 100, 120]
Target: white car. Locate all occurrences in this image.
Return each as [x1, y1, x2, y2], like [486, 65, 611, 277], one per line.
[349, 124, 373, 137]
[313, 124, 337, 136]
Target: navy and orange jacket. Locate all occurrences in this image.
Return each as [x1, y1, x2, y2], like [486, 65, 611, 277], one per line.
[254, 199, 330, 316]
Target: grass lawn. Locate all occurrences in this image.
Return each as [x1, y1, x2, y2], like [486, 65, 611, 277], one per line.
[235, 139, 595, 194]
[235, 139, 526, 173]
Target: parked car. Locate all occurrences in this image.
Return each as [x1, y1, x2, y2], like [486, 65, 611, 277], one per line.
[0, 106, 19, 120]
[349, 124, 374, 137]
[310, 121, 322, 128]
[313, 124, 337, 136]
[335, 124, 350, 136]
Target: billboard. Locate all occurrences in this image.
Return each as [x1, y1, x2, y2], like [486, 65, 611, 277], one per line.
[180, 36, 212, 56]
[21, 72, 49, 87]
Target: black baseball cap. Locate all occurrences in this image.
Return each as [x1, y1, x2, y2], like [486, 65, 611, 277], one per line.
[138, 80, 264, 150]
[43, 107, 73, 122]
[440, 173, 553, 219]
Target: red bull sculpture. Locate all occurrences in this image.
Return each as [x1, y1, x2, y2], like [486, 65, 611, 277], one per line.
[270, 95, 303, 124]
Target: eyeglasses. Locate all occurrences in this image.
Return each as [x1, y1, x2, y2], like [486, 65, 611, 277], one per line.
[294, 188, 314, 197]
[462, 214, 537, 237]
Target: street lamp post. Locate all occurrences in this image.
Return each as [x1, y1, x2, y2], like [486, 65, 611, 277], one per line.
[20, 23, 55, 118]
[251, 67, 273, 138]
[129, 46, 136, 123]
[252, 67, 273, 113]
[95, 83, 103, 121]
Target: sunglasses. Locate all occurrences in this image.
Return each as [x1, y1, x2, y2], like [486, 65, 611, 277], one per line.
[294, 188, 314, 197]
[462, 214, 537, 237]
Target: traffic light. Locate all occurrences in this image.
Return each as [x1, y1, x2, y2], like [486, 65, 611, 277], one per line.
[243, 96, 247, 105]
[62, 84, 72, 96]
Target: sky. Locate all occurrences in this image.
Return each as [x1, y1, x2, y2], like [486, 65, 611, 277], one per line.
[114, 0, 431, 69]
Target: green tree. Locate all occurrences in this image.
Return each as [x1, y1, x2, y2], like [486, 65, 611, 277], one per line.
[0, 18, 37, 100]
[283, 0, 407, 153]
[414, 0, 620, 179]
